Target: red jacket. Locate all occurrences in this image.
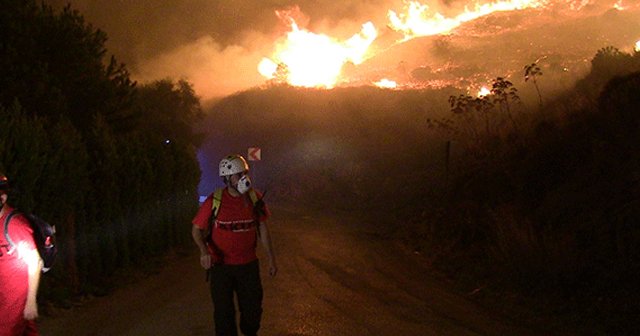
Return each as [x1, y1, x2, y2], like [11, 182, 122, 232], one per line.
[0, 206, 38, 336]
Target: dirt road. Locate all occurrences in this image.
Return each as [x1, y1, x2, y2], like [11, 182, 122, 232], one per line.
[39, 205, 540, 336]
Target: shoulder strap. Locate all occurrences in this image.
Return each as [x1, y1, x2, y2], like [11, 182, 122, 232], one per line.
[248, 188, 259, 206]
[207, 188, 224, 235]
[211, 188, 224, 219]
[3, 210, 19, 253]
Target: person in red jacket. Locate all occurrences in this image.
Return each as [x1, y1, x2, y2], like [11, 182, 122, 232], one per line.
[0, 174, 41, 336]
[192, 155, 277, 336]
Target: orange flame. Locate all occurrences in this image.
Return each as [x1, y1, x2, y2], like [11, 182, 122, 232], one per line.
[388, 0, 547, 40]
[259, 10, 377, 88]
[258, 0, 635, 89]
[477, 86, 491, 97]
[375, 78, 398, 88]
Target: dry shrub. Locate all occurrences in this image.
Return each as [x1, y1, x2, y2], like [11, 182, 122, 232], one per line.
[488, 204, 581, 291]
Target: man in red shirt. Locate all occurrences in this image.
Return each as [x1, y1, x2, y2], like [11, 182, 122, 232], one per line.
[192, 155, 277, 336]
[0, 174, 41, 336]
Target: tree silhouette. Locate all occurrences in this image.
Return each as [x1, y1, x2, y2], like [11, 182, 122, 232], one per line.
[524, 62, 543, 109]
[445, 93, 495, 151]
[490, 77, 520, 133]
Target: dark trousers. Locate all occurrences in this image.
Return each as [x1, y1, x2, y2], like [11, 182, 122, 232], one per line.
[210, 259, 263, 336]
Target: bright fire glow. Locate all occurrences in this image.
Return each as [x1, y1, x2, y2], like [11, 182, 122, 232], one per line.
[259, 11, 377, 88]
[478, 86, 491, 97]
[388, 0, 547, 40]
[375, 78, 398, 88]
[258, 0, 636, 89]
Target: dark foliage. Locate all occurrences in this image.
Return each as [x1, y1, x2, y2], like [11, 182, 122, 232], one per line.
[0, 1, 202, 302]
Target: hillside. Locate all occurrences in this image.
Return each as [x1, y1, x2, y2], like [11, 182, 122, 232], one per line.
[199, 43, 640, 333]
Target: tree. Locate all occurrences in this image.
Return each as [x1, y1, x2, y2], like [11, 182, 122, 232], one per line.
[524, 62, 543, 109]
[442, 93, 495, 153]
[135, 79, 204, 147]
[490, 77, 520, 134]
[577, 46, 639, 97]
[0, 1, 136, 133]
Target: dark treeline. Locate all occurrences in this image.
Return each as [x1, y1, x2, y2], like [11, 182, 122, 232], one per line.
[0, 1, 202, 301]
[202, 47, 640, 333]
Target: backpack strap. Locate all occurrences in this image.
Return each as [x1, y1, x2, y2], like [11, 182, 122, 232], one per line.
[248, 188, 259, 207]
[211, 188, 224, 220]
[3, 210, 19, 254]
[207, 188, 224, 234]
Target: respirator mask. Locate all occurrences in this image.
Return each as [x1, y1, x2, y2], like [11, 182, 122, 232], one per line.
[235, 174, 252, 195]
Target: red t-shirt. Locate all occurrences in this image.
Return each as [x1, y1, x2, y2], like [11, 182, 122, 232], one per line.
[0, 206, 38, 336]
[192, 188, 270, 265]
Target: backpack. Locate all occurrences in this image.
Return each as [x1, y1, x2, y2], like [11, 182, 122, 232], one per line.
[3, 210, 57, 273]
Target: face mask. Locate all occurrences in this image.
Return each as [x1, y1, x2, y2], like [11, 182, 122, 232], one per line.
[235, 175, 252, 195]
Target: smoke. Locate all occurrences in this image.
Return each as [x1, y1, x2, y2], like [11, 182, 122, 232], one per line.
[44, 0, 639, 101]
[44, 0, 410, 100]
[134, 33, 273, 100]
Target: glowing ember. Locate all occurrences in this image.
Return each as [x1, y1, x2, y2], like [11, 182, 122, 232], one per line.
[259, 9, 377, 88]
[375, 79, 398, 88]
[388, 0, 547, 40]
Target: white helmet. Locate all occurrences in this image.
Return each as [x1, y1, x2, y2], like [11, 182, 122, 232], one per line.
[219, 154, 249, 177]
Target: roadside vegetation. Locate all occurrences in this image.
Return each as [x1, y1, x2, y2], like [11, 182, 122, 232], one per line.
[411, 48, 640, 335]
[0, 1, 203, 304]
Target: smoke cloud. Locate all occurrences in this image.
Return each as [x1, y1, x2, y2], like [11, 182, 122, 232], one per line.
[43, 0, 640, 101]
[45, 0, 408, 100]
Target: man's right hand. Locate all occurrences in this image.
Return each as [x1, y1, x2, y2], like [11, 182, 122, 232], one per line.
[199, 253, 211, 269]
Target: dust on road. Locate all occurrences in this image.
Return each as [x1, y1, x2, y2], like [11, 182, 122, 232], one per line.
[39, 204, 540, 336]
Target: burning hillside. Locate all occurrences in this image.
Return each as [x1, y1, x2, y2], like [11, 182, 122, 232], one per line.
[258, 0, 640, 93]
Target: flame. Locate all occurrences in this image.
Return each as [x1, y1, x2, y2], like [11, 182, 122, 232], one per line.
[375, 78, 398, 88]
[478, 86, 491, 97]
[388, 0, 547, 40]
[635, 40, 640, 52]
[258, 0, 638, 89]
[259, 9, 377, 88]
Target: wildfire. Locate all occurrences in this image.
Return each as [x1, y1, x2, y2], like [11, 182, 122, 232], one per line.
[614, 0, 626, 10]
[477, 86, 491, 97]
[258, 9, 377, 88]
[635, 40, 640, 52]
[388, 0, 547, 41]
[257, 0, 636, 89]
[374, 79, 398, 89]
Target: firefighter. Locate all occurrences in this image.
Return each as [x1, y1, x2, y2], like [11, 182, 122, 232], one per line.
[0, 174, 41, 336]
[192, 155, 277, 336]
